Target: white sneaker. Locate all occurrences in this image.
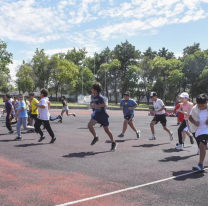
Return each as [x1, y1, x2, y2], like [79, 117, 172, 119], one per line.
[169, 132, 174, 141]
[149, 136, 156, 140]
[175, 144, 183, 150]
[197, 149, 200, 155]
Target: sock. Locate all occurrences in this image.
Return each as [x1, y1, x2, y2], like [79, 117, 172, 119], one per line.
[198, 163, 203, 168]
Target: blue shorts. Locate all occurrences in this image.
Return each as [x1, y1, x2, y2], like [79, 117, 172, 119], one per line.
[91, 113, 109, 127]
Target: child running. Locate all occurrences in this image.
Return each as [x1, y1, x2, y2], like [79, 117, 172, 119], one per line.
[14, 94, 34, 140]
[189, 94, 208, 171]
[60, 96, 75, 122]
[150, 92, 174, 141]
[175, 92, 194, 150]
[34, 89, 56, 143]
[118, 91, 141, 139]
[88, 82, 118, 151]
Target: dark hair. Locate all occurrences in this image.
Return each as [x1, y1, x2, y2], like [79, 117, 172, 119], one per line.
[61, 96, 66, 99]
[92, 82, 102, 93]
[40, 88, 48, 97]
[29, 92, 35, 97]
[5, 94, 11, 99]
[196, 93, 208, 104]
[14, 96, 17, 99]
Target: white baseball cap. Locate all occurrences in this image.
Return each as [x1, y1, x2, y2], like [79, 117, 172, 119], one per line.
[179, 92, 189, 99]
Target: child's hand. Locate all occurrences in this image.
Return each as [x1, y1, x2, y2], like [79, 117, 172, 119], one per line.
[91, 104, 98, 109]
[120, 106, 124, 110]
[128, 107, 133, 111]
[195, 121, 200, 127]
[176, 109, 182, 113]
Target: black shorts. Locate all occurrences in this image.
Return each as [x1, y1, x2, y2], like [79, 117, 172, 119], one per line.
[152, 114, 167, 126]
[30, 114, 38, 120]
[124, 114, 134, 122]
[196, 135, 208, 145]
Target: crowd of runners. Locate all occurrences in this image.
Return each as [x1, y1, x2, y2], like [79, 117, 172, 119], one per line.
[1, 82, 208, 172]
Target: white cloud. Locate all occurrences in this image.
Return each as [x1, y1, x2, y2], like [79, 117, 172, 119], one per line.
[9, 60, 23, 81]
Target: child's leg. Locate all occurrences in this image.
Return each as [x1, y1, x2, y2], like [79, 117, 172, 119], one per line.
[182, 131, 186, 143]
[199, 142, 207, 164]
[16, 117, 22, 137]
[129, 121, 138, 133]
[88, 119, 97, 137]
[163, 126, 171, 134]
[178, 120, 187, 144]
[61, 110, 65, 117]
[34, 119, 44, 136]
[122, 120, 128, 134]
[103, 126, 115, 143]
[150, 121, 156, 135]
[23, 117, 34, 130]
[43, 121, 55, 138]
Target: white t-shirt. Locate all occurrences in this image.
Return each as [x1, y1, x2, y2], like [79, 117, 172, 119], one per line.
[38, 97, 50, 120]
[191, 109, 208, 137]
[153, 98, 165, 115]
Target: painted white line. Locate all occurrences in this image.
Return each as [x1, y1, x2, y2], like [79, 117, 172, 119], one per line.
[55, 168, 208, 206]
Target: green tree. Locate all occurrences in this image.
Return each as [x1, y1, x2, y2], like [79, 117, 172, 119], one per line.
[143, 47, 157, 59]
[183, 43, 201, 57]
[198, 67, 208, 94]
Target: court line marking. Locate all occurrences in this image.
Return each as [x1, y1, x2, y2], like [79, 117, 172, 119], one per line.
[55, 168, 208, 206]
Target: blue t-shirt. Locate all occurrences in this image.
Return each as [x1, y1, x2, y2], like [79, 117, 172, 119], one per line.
[91, 94, 108, 115]
[18, 101, 28, 118]
[120, 98, 137, 116]
[5, 100, 12, 116]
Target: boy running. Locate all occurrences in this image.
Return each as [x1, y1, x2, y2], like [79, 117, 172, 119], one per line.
[189, 94, 208, 171]
[118, 91, 141, 139]
[14, 94, 34, 140]
[34, 89, 56, 143]
[150, 92, 174, 141]
[88, 82, 118, 151]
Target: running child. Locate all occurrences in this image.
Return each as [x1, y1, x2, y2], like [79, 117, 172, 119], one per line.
[189, 93, 208, 171]
[88, 82, 118, 151]
[14, 94, 34, 140]
[118, 91, 141, 139]
[60, 96, 75, 122]
[175, 92, 194, 150]
[34, 89, 56, 143]
[150, 92, 174, 140]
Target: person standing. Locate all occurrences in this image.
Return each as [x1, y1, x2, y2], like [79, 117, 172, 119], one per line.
[149, 92, 174, 141]
[4, 94, 14, 134]
[34, 89, 56, 143]
[118, 91, 141, 139]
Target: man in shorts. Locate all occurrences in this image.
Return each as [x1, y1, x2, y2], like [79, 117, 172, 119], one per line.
[118, 91, 141, 139]
[150, 92, 174, 141]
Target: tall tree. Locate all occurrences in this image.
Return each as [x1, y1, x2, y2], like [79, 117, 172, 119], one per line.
[143, 47, 157, 59]
[183, 43, 201, 57]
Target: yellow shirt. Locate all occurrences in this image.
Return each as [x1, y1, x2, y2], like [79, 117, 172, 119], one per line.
[31, 98, 39, 115]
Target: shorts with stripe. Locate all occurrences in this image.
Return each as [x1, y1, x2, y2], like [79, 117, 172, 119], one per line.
[124, 114, 134, 122]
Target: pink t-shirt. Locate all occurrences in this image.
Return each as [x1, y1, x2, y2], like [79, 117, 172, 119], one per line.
[180, 102, 193, 120]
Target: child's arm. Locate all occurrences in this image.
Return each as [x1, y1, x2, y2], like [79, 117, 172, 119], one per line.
[189, 115, 199, 126]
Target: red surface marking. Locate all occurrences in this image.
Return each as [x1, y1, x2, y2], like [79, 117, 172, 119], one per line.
[0, 157, 144, 206]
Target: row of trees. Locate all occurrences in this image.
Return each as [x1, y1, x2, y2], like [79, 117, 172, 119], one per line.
[0, 39, 208, 104]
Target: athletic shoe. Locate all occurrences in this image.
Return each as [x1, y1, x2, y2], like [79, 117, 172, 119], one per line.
[136, 130, 141, 139]
[175, 144, 183, 150]
[118, 133, 124, 138]
[58, 120, 62, 123]
[7, 131, 14, 134]
[176, 143, 184, 147]
[27, 129, 35, 133]
[111, 142, 118, 151]
[91, 136, 99, 145]
[189, 136, 194, 144]
[192, 164, 204, 171]
[169, 132, 174, 141]
[38, 135, 46, 142]
[49, 137, 56, 144]
[59, 115, 62, 120]
[14, 136, 22, 141]
[73, 113, 76, 117]
[149, 136, 156, 140]
[197, 149, 200, 155]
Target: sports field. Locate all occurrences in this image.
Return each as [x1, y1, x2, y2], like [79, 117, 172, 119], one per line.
[0, 109, 207, 206]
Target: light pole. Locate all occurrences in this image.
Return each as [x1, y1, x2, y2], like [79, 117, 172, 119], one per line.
[82, 68, 84, 94]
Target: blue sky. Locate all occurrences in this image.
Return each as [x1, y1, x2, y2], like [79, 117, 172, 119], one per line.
[0, 0, 208, 80]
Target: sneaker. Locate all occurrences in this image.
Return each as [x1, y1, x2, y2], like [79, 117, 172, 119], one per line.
[111, 142, 118, 151]
[170, 132, 174, 141]
[14, 136, 22, 141]
[118, 133, 124, 138]
[7, 131, 14, 134]
[175, 144, 183, 150]
[149, 136, 156, 140]
[192, 164, 204, 171]
[189, 136, 194, 144]
[73, 113, 76, 117]
[136, 130, 141, 139]
[49, 137, 56, 144]
[176, 143, 184, 147]
[58, 120, 62, 123]
[91, 136, 99, 145]
[59, 115, 62, 120]
[197, 149, 200, 155]
[38, 135, 46, 142]
[27, 129, 35, 133]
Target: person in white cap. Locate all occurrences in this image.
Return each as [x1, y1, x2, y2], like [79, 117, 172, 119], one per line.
[175, 92, 194, 150]
[150, 92, 174, 141]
